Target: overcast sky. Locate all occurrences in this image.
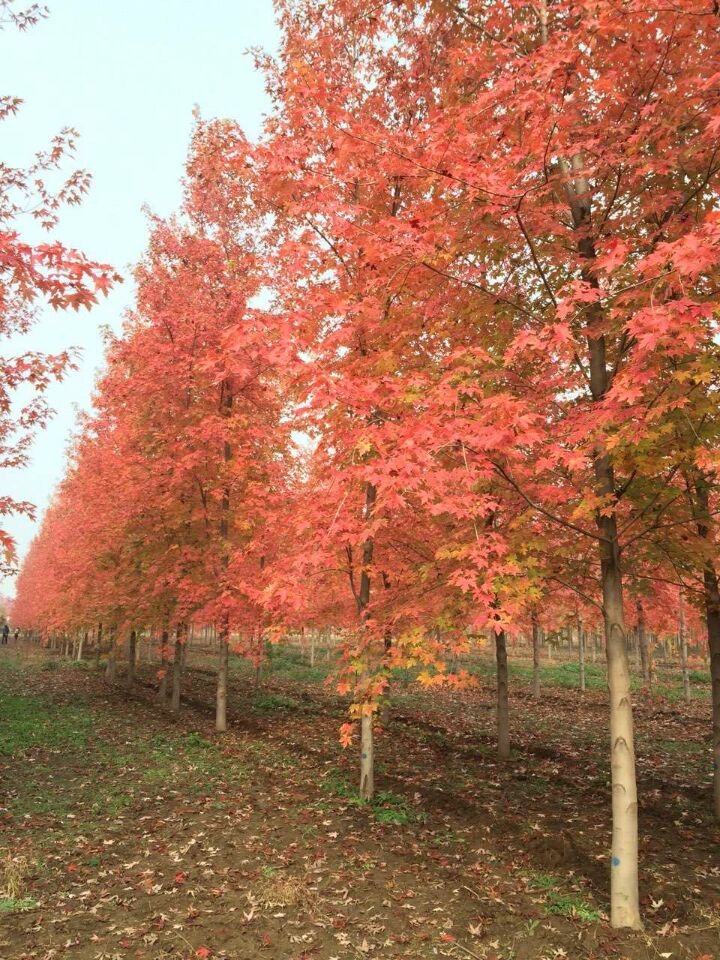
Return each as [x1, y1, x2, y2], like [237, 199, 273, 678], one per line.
[2, 0, 279, 592]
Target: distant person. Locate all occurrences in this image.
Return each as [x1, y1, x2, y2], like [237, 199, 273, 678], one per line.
[1, 624, 8, 645]
[13, 629, 19, 643]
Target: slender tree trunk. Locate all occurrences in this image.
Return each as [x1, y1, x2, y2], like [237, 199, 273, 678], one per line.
[216, 624, 229, 732]
[360, 703, 374, 800]
[636, 601, 650, 688]
[703, 565, 720, 821]
[357, 481, 377, 801]
[495, 629, 510, 760]
[679, 597, 691, 703]
[379, 626, 392, 727]
[126, 629, 136, 691]
[578, 615, 586, 693]
[105, 633, 116, 683]
[532, 613, 541, 699]
[695, 478, 720, 819]
[157, 630, 169, 703]
[565, 147, 641, 928]
[600, 522, 641, 930]
[171, 626, 183, 714]
[77, 631, 86, 662]
[216, 379, 233, 733]
[95, 621, 103, 670]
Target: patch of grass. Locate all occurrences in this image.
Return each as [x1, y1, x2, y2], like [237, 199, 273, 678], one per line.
[655, 682, 710, 702]
[0, 694, 93, 757]
[245, 741, 296, 768]
[546, 891, 601, 922]
[523, 775, 552, 796]
[428, 829, 466, 848]
[321, 767, 363, 804]
[0, 655, 24, 672]
[90, 789, 133, 816]
[528, 872, 561, 892]
[253, 693, 302, 713]
[527, 873, 600, 922]
[373, 790, 425, 825]
[242, 644, 332, 684]
[67, 659, 92, 671]
[656, 739, 705, 755]
[320, 771, 425, 824]
[184, 731, 214, 751]
[473, 657, 610, 689]
[0, 897, 38, 914]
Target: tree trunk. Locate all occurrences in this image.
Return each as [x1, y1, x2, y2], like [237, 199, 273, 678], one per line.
[578, 615, 586, 693]
[600, 526, 641, 929]
[216, 627, 229, 732]
[495, 629, 510, 760]
[531, 613, 541, 699]
[360, 703, 374, 801]
[77, 631, 86, 662]
[171, 626, 183, 714]
[702, 565, 720, 821]
[355, 481, 377, 800]
[679, 598, 691, 703]
[636, 601, 650, 688]
[157, 630, 169, 703]
[695, 477, 720, 819]
[566, 153, 641, 926]
[126, 629, 136, 691]
[95, 621, 103, 670]
[105, 636, 115, 683]
[216, 378, 233, 733]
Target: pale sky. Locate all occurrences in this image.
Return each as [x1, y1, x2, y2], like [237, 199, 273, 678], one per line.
[2, 0, 279, 591]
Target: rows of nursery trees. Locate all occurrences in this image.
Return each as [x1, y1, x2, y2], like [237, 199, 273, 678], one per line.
[4, 0, 720, 934]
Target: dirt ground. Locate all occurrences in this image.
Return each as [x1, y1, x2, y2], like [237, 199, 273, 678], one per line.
[1, 643, 719, 960]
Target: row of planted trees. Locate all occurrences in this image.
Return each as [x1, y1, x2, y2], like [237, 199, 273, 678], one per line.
[8, 0, 720, 934]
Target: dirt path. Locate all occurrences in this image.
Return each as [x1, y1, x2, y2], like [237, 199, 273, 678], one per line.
[1, 646, 719, 960]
